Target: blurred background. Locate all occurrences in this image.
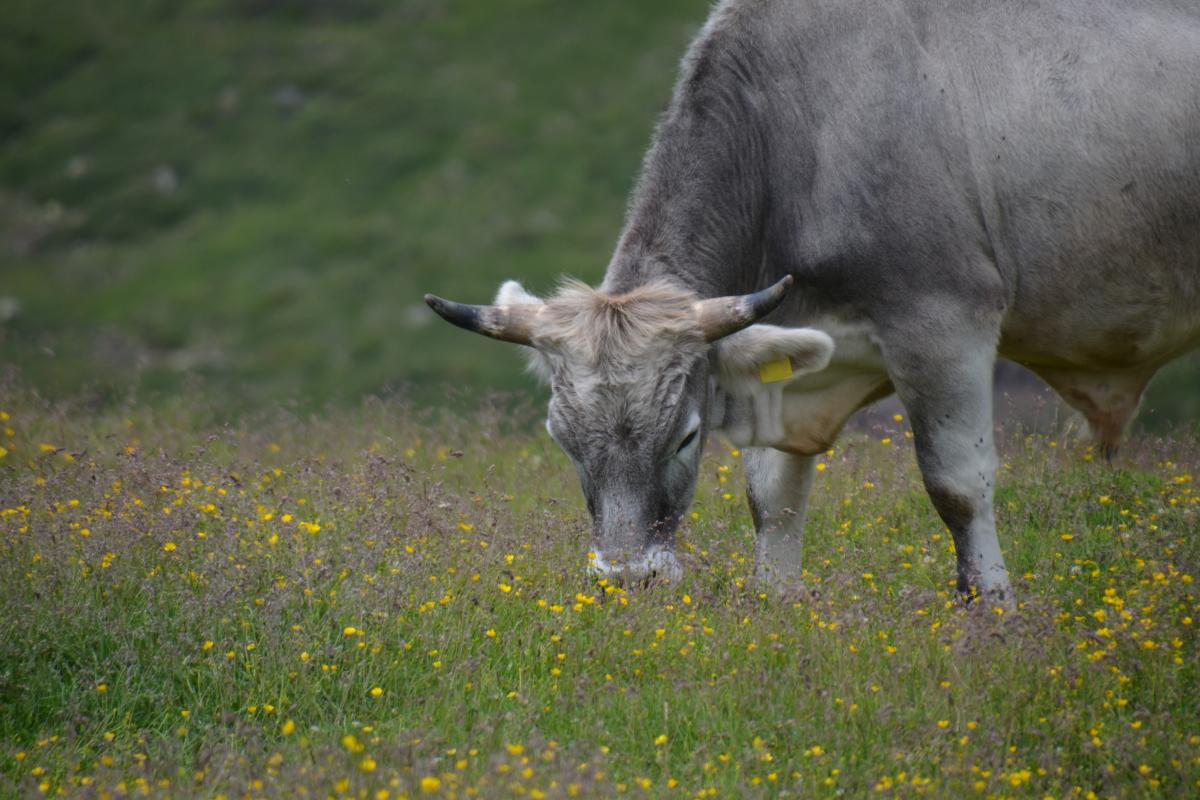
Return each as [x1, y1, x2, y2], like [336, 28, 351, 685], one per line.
[2, 0, 1196, 428]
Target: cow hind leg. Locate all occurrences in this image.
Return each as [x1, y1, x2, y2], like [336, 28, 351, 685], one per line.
[1033, 367, 1154, 460]
[744, 448, 816, 594]
[888, 336, 1011, 601]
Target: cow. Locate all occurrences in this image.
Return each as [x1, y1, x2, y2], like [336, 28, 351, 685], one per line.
[426, 0, 1200, 601]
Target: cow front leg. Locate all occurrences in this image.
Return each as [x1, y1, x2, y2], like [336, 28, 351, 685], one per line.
[744, 447, 816, 593]
[888, 342, 1011, 602]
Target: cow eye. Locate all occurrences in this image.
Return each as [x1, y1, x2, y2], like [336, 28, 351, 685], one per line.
[676, 428, 698, 454]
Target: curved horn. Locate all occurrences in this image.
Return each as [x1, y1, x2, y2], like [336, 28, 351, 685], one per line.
[693, 275, 794, 342]
[424, 294, 541, 346]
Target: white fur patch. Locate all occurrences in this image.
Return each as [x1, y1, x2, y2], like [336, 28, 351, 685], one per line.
[588, 546, 682, 583]
[494, 280, 544, 307]
[493, 280, 553, 381]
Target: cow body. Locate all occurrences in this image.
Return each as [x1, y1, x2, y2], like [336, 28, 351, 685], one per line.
[428, 0, 1200, 598]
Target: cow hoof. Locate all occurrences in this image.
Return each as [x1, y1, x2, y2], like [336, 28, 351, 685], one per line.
[753, 570, 812, 601]
[957, 584, 1014, 611]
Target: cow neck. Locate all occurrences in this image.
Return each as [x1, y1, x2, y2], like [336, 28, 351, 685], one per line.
[600, 83, 769, 302]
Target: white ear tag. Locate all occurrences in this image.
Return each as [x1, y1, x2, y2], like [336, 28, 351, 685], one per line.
[758, 357, 793, 384]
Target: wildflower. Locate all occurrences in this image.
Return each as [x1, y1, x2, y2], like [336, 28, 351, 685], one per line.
[420, 776, 441, 793]
[654, 734, 668, 746]
[281, 719, 295, 736]
[486, 628, 497, 638]
[360, 756, 377, 772]
[163, 542, 177, 552]
[370, 687, 384, 697]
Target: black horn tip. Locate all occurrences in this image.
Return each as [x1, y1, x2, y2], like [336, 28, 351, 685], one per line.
[749, 275, 794, 313]
[424, 294, 482, 331]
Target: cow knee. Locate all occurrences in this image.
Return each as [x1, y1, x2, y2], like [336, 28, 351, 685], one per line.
[923, 462, 994, 529]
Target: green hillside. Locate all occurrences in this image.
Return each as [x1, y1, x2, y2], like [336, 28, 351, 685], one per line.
[1, 0, 703, 406]
[1, 0, 1196, 422]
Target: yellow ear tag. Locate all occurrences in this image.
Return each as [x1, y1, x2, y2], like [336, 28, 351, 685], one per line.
[758, 357, 793, 384]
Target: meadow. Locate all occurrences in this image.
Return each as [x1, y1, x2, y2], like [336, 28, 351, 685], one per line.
[1, 389, 1197, 799]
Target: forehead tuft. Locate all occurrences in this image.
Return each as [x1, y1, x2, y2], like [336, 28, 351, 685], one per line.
[534, 279, 706, 371]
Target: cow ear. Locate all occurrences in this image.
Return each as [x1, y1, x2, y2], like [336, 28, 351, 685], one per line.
[494, 280, 553, 382]
[712, 324, 833, 391]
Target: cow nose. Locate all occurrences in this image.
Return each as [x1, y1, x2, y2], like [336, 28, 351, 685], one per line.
[588, 546, 682, 584]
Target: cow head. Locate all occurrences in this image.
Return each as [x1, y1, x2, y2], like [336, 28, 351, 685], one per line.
[425, 275, 832, 583]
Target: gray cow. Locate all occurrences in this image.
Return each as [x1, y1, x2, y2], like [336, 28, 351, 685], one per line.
[427, 0, 1200, 600]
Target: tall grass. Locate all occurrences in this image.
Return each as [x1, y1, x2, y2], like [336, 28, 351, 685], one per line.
[1, 392, 1197, 797]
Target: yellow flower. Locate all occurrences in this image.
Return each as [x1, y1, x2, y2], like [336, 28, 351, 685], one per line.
[359, 756, 377, 772]
[654, 734, 668, 746]
[420, 776, 441, 794]
[506, 743, 524, 756]
[163, 542, 177, 552]
[96, 683, 108, 693]
[816, 462, 827, 472]
[486, 628, 497, 638]
[1060, 533, 1074, 541]
[281, 719, 295, 736]
[937, 720, 950, 729]
[343, 626, 358, 636]
[370, 687, 384, 697]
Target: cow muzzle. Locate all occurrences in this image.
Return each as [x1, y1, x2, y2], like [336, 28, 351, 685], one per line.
[587, 545, 682, 584]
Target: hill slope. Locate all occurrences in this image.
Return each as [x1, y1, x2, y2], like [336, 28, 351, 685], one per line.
[1, 0, 1196, 423]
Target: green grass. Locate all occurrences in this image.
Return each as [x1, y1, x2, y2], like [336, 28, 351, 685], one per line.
[2, 0, 1197, 422]
[0, 0, 704, 408]
[1, 392, 1197, 798]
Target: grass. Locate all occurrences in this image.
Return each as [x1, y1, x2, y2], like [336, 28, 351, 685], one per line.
[1, 388, 1197, 798]
[2, 0, 1198, 421]
[0, 0, 703, 407]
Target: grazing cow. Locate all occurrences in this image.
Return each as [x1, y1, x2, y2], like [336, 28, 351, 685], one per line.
[426, 0, 1200, 600]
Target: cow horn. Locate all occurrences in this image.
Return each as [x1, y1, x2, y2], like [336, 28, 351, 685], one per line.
[693, 275, 794, 342]
[424, 294, 541, 346]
